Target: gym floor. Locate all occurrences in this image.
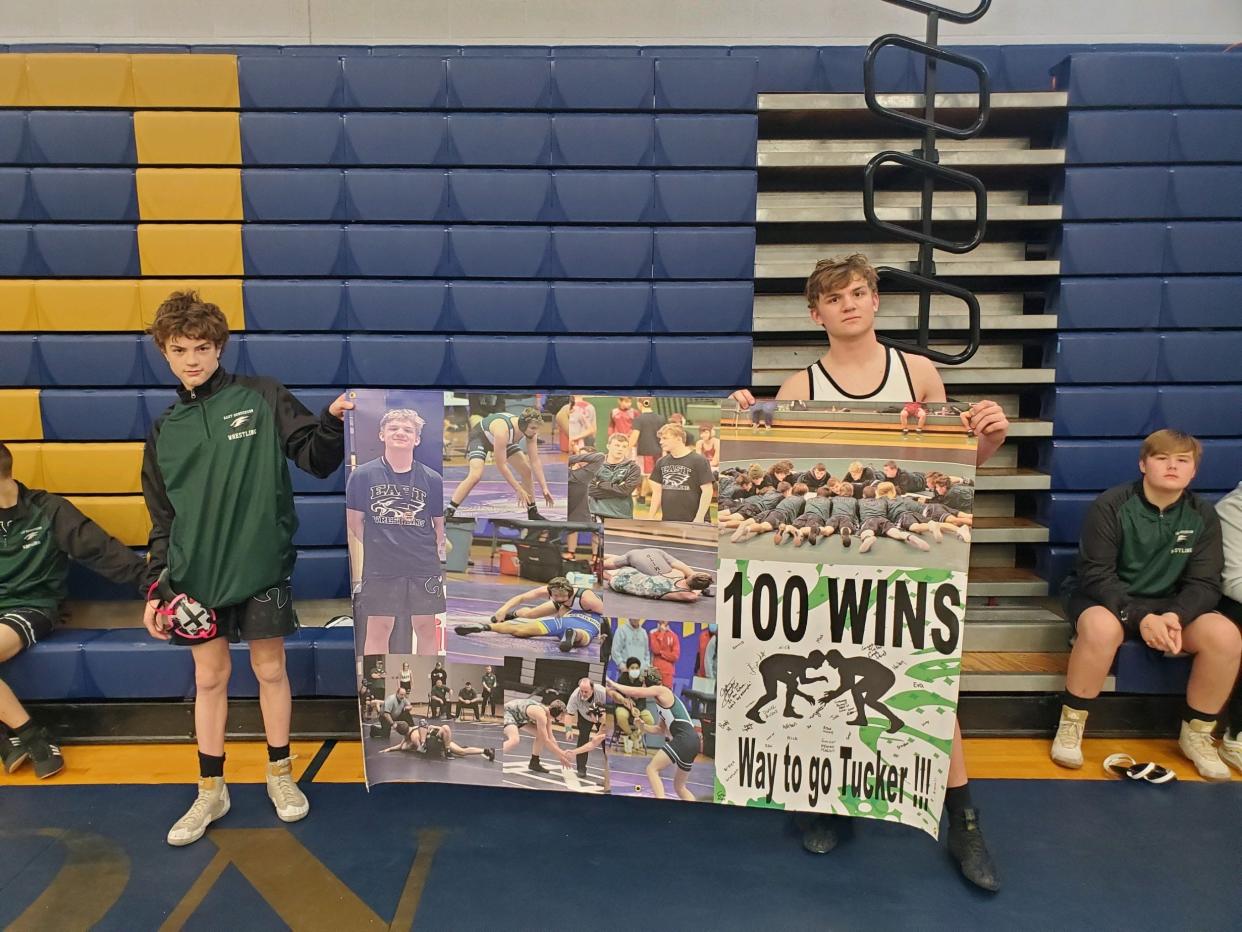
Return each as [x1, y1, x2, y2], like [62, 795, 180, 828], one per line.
[3, 738, 1239, 930]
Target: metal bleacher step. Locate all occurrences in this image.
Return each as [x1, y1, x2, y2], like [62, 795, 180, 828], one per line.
[975, 467, 1051, 492]
[751, 343, 1055, 388]
[959, 650, 1089, 693]
[759, 91, 1069, 113]
[757, 189, 1062, 224]
[971, 516, 1049, 544]
[966, 566, 1049, 598]
[753, 292, 1057, 333]
[755, 241, 1060, 279]
[759, 137, 1065, 170]
[965, 603, 1069, 653]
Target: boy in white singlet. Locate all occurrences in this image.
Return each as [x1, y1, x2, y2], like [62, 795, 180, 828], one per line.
[732, 254, 1009, 892]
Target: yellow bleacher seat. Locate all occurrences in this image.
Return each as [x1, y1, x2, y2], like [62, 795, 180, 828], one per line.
[138, 224, 244, 277]
[136, 169, 243, 222]
[0, 281, 37, 331]
[0, 390, 42, 440]
[23, 53, 135, 108]
[41, 443, 144, 495]
[68, 495, 152, 548]
[0, 55, 26, 108]
[134, 111, 241, 166]
[130, 54, 239, 109]
[6, 443, 44, 487]
[137, 280, 245, 331]
[35, 281, 143, 331]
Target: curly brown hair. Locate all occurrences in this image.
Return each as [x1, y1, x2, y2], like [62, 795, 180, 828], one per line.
[804, 254, 880, 308]
[147, 291, 230, 352]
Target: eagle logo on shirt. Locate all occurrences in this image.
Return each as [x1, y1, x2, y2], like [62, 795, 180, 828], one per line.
[20, 527, 43, 549]
[370, 485, 429, 527]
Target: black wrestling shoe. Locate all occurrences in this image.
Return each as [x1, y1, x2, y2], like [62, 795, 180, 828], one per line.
[527, 510, 547, 522]
[947, 807, 1000, 892]
[17, 727, 64, 779]
[800, 814, 840, 855]
[454, 623, 489, 635]
[558, 629, 578, 652]
[1, 729, 27, 774]
[528, 759, 550, 774]
[483, 748, 496, 762]
[840, 527, 852, 549]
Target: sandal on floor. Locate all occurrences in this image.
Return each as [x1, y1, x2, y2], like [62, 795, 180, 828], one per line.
[1103, 753, 1177, 784]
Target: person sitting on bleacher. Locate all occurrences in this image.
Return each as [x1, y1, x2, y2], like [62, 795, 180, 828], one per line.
[138, 291, 352, 847]
[0, 442, 147, 779]
[1208, 480, 1242, 774]
[1053, 430, 1241, 781]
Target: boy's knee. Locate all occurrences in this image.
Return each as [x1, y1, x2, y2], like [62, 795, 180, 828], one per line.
[1189, 613, 1242, 659]
[195, 659, 231, 693]
[1075, 609, 1125, 648]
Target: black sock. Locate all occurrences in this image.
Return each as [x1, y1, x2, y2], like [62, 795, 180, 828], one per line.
[1182, 702, 1216, 726]
[1228, 689, 1242, 739]
[444, 501, 459, 517]
[527, 503, 539, 518]
[198, 751, 225, 779]
[945, 783, 972, 816]
[14, 719, 37, 742]
[530, 754, 541, 766]
[267, 743, 290, 763]
[1060, 691, 1095, 714]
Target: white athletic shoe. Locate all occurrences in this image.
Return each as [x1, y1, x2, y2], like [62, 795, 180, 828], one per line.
[267, 757, 310, 822]
[1179, 719, 1231, 782]
[167, 777, 230, 847]
[1050, 705, 1087, 769]
[1219, 733, 1242, 774]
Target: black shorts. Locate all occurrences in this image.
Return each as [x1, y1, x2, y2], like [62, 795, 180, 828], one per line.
[861, 517, 893, 535]
[922, 503, 956, 522]
[793, 514, 824, 530]
[358, 575, 446, 619]
[1062, 586, 1176, 638]
[170, 580, 298, 646]
[757, 509, 786, 528]
[892, 512, 920, 532]
[467, 423, 520, 462]
[0, 607, 58, 652]
[735, 502, 764, 519]
[827, 515, 857, 533]
[1219, 596, 1242, 625]
[661, 719, 700, 772]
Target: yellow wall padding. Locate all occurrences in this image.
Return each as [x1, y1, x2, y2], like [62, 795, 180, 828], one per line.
[68, 496, 152, 548]
[0, 281, 37, 330]
[138, 224, 244, 277]
[0, 390, 42, 440]
[0, 55, 25, 107]
[21, 53, 135, 107]
[130, 54, 238, 109]
[136, 169, 243, 221]
[136, 279, 245, 331]
[35, 281, 144, 331]
[41, 443, 144, 495]
[134, 111, 241, 166]
[6, 443, 43, 486]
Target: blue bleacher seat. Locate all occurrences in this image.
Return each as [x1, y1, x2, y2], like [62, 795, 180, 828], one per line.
[1055, 223, 1164, 276]
[67, 557, 144, 600]
[0, 225, 35, 275]
[41, 390, 147, 441]
[9, 43, 99, 52]
[141, 340, 243, 388]
[281, 45, 369, 56]
[1164, 222, 1242, 274]
[654, 57, 757, 110]
[27, 168, 137, 222]
[654, 115, 757, 167]
[33, 224, 140, 276]
[293, 548, 349, 598]
[1113, 641, 1191, 695]
[342, 113, 449, 165]
[191, 45, 282, 55]
[550, 57, 655, 110]
[1035, 545, 1077, 595]
[1053, 277, 1162, 329]
[3, 629, 104, 702]
[451, 226, 550, 278]
[0, 112, 26, 164]
[450, 113, 552, 166]
[342, 56, 449, 109]
[1174, 54, 1242, 106]
[447, 57, 552, 109]
[1160, 331, 1242, 382]
[243, 225, 346, 276]
[228, 631, 317, 698]
[347, 335, 451, 385]
[241, 113, 345, 165]
[39, 335, 145, 386]
[244, 334, 348, 385]
[1061, 53, 1177, 107]
[651, 336, 750, 388]
[641, 47, 730, 58]
[451, 335, 551, 386]
[1158, 386, 1242, 436]
[345, 225, 449, 277]
[238, 56, 345, 109]
[345, 280, 448, 330]
[1171, 110, 1242, 163]
[552, 114, 653, 167]
[936, 46, 1005, 93]
[1043, 440, 1242, 491]
[98, 44, 190, 53]
[0, 335, 40, 385]
[1063, 111, 1173, 164]
[370, 45, 461, 57]
[821, 46, 913, 93]
[290, 389, 340, 417]
[1037, 493, 1096, 544]
[312, 627, 358, 696]
[552, 282, 651, 333]
[652, 281, 753, 333]
[1161, 276, 1242, 328]
[344, 169, 448, 221]
[553, 47, 641, 58]
[551, 227, 652, 279]
[731, 46, 822, 94]
[1046, 386, 1158, 437]
[1049, 333, 1160, 383]
[449, 282, 552, 332]
[1059, 167, 1169, 220]
[1167, 167, 1242, 219]
[84, 630, 195, 700]
[0, 169, 27, 219]
[1003, 44, 1090, 91]
[294, 495, 346, 546]
[25, 111, 136, 166]
[553, 171, 654, 223]
[242, 169, 346, 221]
[553, 336, 650, 387]
[290, 463, 346, 495]
[654, 227, 755, 279]
[243, 281, 347, 330]
[655, 170, 756, 222]
[461, 46, 550, 57]
[450, 169, 552, 222]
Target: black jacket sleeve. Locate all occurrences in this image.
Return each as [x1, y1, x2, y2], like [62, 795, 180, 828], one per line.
[1171, 499, 1224, 626]
[1076, 488, 1139, 632]
[44, 493, 147, 592]
[140, 421, 174, 593]
[270, 383, 345, 479]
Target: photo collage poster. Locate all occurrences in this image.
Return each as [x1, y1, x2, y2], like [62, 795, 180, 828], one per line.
[345, 392, 973, 837]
